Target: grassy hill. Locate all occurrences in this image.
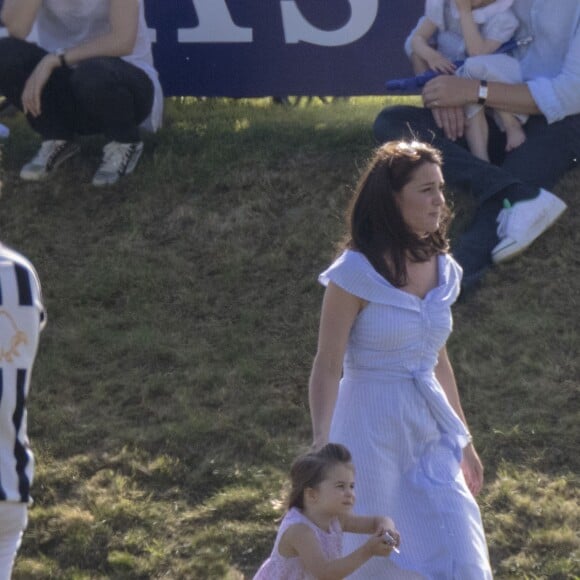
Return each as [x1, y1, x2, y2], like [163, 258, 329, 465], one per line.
[0, 97, 578, 579]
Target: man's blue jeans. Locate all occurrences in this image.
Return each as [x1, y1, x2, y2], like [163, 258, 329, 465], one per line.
[373, 105, 580, 290]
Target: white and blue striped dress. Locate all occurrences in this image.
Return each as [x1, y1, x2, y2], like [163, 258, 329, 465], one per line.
[320, 250, 492, 579]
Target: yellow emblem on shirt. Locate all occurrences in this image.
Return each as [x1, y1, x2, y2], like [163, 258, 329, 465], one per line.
[0, 310, 28, 363]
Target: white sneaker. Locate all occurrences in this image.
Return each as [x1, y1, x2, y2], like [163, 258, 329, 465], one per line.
[92, 141, 144, 186]
[492, 189, 568, 264]
[20, 140, 80, 181]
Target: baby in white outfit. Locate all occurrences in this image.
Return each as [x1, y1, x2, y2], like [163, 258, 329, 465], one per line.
[406, 0, 526, 161]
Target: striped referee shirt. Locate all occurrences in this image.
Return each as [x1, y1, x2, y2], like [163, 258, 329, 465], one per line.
[0, 245, 45, 504]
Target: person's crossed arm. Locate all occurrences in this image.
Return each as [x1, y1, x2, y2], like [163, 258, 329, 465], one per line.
[423, 76, 542, 140]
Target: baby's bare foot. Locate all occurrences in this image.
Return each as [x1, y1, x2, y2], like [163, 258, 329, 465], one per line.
[505, 124, 526, 152]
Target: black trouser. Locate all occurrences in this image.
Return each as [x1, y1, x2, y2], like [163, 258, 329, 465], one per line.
[0, 37, 154, 143]
[373, 105, 580, 285]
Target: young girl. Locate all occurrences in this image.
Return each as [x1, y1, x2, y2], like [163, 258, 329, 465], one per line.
[406, 0, 526, 161]
[254, 443, 400, 579]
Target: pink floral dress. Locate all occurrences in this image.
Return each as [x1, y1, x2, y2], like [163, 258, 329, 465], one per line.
[253, 508, 343, 579]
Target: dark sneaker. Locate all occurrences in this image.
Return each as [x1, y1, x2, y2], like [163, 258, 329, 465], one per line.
[92, 141, 144, 186]
[20, 140, 80, 181]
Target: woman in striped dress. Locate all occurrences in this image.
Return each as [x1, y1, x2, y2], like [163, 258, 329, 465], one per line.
[309, 140, 492, 578]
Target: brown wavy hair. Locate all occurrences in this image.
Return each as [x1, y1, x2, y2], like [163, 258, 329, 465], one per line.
[287, 443, 353, 510]
[343, 140, 451, 287]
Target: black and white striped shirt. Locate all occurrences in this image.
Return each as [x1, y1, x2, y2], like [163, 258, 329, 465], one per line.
[0, 245, 45, 504]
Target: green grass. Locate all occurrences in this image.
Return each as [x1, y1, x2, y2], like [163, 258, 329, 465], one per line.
[0, 97, 578, 579]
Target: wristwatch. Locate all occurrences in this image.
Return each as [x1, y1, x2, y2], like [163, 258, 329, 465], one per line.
[55, 48, 69, 69]
[477, 80, 488, 105]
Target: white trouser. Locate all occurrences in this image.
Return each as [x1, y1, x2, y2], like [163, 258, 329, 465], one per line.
[456, 54, 528, 125]
[0, 503, 28, 580]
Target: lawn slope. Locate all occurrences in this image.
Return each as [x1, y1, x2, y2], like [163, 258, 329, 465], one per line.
[0, 98, 577, 579]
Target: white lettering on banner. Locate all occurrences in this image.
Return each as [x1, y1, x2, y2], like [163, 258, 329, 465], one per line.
[178, 0, 253, 43]
[0, 3, 382, 46]
[281, 0, 378, 46]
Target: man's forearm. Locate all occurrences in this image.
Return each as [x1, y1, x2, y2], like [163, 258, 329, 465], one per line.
[485, 81, 542, 115]
[423, 76, 542, 116]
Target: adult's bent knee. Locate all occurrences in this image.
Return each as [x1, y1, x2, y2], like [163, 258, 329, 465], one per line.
[0, 37, 43, 72]
[69, 60, 115, 97]
[373, 105, 435, 144]
[0, 38, 46, 103]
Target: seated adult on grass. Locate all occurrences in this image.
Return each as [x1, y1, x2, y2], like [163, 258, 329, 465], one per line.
[0, 0, 163, 186]
[374, 0, 579, 294]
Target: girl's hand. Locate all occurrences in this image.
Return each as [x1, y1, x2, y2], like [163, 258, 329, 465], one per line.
[364, 530, 397, 558]
[374, 518, 400, 551]
[384, 529, 401, 551]
[21, 54, 60, 117]
[461, 443, 484, 496]
[374, 517, 396, 537]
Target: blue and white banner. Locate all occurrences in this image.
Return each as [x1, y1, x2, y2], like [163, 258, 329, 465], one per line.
[1, 1, 422, 97]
